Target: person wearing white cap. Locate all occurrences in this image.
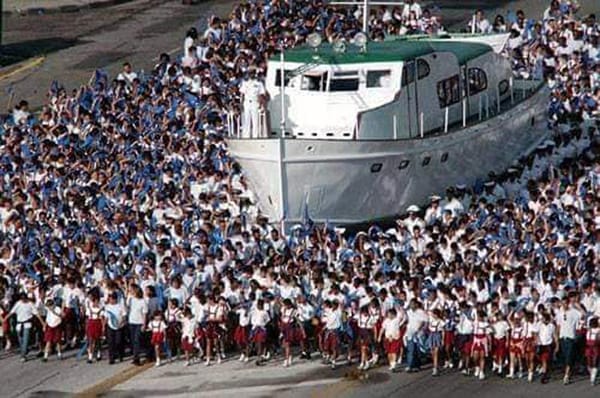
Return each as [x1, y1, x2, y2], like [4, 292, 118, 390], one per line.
[403, 206, 424, 233]
[240, 69, 267, 138]
[424, 195, 442, 225]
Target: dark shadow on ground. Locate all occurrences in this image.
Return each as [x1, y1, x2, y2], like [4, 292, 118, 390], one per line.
[0, 37, 84, 66]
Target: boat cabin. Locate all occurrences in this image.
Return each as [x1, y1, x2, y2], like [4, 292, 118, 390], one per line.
[263, 39, 514, 140]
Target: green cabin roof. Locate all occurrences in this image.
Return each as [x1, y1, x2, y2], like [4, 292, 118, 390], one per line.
[276, 39, 492, 66]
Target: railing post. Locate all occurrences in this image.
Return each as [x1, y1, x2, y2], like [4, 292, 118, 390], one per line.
[496, 87, 501, 114]
[509, 77, 514, 104]
[462, 98, 467, 127]
[444, 107, 449, 133]
[393, 114, 398, 140]
[478, 95, 482, 121]
[485, 93, 489, 119]
[420, 112, 424, 138]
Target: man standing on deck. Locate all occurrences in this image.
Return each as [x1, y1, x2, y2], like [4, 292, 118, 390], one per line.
[240, 69, 268, 139]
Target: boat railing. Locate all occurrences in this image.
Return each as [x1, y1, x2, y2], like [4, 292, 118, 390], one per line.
[227, 77, 544, 141]
[226, 110, 270, 139]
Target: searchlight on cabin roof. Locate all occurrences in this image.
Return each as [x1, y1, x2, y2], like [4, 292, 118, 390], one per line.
[307, 33, 322, 51]
[332, 39, 347, 54]
[353, 32, 368, 53]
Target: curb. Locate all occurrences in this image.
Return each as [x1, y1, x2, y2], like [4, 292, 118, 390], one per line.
[1, 0, 135, 17]
[0, 56, 45, 81]
[74, 362, 153, 397]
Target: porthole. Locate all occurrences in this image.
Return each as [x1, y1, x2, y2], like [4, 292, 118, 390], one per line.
[398, 160, 410, 170]
[306, 145, 315, 152]
[371, 163, 383, 173]
[422, 156, 431, 166]
[441, 153, 448, 163]
[531, 117, 535, 127]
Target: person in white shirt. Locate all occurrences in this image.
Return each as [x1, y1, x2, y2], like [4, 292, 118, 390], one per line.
[491, 314, 510, 375]
[116, 62, 138, 92]
[41, 298, 63, 362]
[104, 292, 127, 364]
[379, 308, 402, 371]
[250, 298, 271, 365]
[322, 300, 343, 369]
[405, 299, 427, 371]
[178, 307, 197, 366]
[239, 69, 267, 138]
[127, 284, 148, 366]
[556, 295, 584, 384]
[536, 312, 558, 383]
[3, 293, 43, 361]
[295, 294, 314, 360]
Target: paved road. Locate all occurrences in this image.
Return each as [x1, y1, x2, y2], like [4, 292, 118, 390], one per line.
[0, 347, 131, 397]
[0, 0, 235, 110]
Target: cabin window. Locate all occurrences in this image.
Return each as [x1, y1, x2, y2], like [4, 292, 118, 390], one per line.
[468, 68, 487, 95]
[441, 152, 449, 163]
[371, 163, 383, 173]
[329, 78, 359, 92]
[398, 160, 410, 170]
[333, 71, 359, 78]
[417, 59, 430, 80]
[274, 70, 293, 87]
[437, 75, 460, 108]
[401, 61, 415, 87]
[367, 70, 391, 88]
[498, 79, 510, 96]
[301, 72, 328, 91]
[422, 156, 431, 166]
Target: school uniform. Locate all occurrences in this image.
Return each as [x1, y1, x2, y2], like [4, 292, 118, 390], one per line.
[427, 317, 444, 349]
[250, 309, 270, 344]
[149, 319, 167, 346]
[234, 308, 250, 347]
[85, 304, 104, 340]
[471, 320, 490, 356]
[382, 316, 401, 354]
[44, 305, 63, 345]
[585, 327, 599, 366]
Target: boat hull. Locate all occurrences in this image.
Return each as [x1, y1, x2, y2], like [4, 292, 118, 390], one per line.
[227, 86, 549, 224]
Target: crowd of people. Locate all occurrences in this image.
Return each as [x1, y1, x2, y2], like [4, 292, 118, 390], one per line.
[0, 0, 599, 388]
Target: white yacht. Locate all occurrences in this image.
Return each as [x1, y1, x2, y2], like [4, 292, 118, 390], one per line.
[226, 34, 549, 224]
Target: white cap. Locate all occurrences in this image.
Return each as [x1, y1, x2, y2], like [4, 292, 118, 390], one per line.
[407, 205, 420, 213]
[430, 195, 442, 201]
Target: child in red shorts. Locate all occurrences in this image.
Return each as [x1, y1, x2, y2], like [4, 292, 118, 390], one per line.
[42, 299, 63, 362]
[149, 310, 167, 367]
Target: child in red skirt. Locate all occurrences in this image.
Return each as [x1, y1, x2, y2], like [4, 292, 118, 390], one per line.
[585, 317, 599, 385]
[379, 308, 402, 371]
[0, 303, 11, 351]
[149, 310, 167, 367]
[85, 292, 104, 364]
[491, 313, 509, 375]
[235, 304, 250, 362]
[42, 299, 63, 362]
[179, 308, 196, 366]
[471, 311, 491, 380]
[250, 299, 271, 366]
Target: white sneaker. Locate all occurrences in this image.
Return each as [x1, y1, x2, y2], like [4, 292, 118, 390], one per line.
[220, 352, 226, 359]
[591, 368, 598, 385]
[331, 360, 336, 370]
[358, 362, 365, 370]
[479, 372, 485, 380]
[217, 357, 221, 365]
[243, 356, 249, 363]
[563, 375, 570, 385]
[528, 372, 533, 383]
[205, 360, 211, 366]
[185, 361, 190, 367]
[239, 354, 245, 362]
[432, 368, 438, 376]
[474, 367, 480, 378]
[264, 351, 271, 360]
[283, 359, 289, 368]
[155, 360, 161, 367]
[458, 360, 463, 369]
[506, 371, 515, 379]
